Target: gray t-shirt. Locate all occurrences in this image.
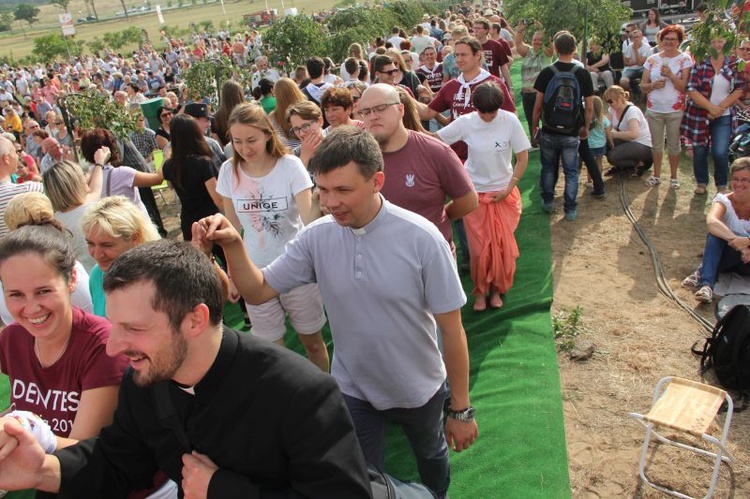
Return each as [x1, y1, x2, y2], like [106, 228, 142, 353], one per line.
[263, 197, 466, 409]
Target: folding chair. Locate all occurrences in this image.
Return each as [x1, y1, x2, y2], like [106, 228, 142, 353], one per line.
[630, 376, 734, 499]
[151, 149, 173, 205]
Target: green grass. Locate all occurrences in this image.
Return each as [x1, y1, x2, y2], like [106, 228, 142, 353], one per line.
[0, 0, 341, 60]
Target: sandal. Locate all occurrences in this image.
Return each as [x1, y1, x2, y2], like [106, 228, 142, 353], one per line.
[682, 270, 700, 288]
[670, 178, 680, 190]
[717, 186, 729, 194]
[695, 285, 713, 303]
[644, 175, 661, 187]
[694, 184, 707, 195]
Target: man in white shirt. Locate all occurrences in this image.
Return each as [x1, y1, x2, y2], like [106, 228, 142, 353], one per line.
[250, 56, 280, 90]
[620, 29, 652, 91]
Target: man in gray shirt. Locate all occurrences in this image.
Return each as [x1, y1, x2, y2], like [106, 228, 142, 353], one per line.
[195, 127, 478, 499]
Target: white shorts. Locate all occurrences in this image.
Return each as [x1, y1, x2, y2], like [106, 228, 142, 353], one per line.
[248, 282, 327, 341]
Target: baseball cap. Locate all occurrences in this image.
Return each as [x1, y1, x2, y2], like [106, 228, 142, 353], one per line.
[184, 102, 209, 119]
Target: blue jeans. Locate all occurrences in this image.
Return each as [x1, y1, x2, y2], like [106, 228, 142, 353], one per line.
[693, 114, 732, 188]
[343, 384, 449, 498]
[540, 132, 580, 213]
[699, 234, 750, 287]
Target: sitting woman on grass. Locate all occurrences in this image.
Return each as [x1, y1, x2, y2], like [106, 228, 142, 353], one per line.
[683, 158, 750, 303]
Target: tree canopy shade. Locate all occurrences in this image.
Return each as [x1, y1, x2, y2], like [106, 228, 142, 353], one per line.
[263, 14, 329, 76]
[504, 0, 631, 51]
[14, 4, 40, 28]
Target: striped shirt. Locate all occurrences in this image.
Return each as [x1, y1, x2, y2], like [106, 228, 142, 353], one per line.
[0, 180, 44, 237]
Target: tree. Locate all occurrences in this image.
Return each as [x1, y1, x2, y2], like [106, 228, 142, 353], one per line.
[0, 12, 13, 32]
[504, 0, 630, 53]
[85, 0, 99, 21]
[66, 88, 138, 140]
[50, 0, 71, 12]
[32, 32, 84, 62]
[14, 4, 40, 29]
[118, 0, 129, 18]
[264, 14, 329, 76]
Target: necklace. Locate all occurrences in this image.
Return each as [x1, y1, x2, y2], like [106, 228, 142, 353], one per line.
[34, 335, 71, 368]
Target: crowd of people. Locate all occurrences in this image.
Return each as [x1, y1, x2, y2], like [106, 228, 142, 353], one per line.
[0, 0, 747, 497]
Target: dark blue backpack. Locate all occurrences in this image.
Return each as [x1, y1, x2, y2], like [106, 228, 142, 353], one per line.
[542, 64, 584, 135]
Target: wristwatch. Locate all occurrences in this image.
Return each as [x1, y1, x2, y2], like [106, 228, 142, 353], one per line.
[445, 405, 476, 423]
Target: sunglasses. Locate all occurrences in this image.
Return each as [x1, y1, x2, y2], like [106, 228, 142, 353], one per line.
[161, 111, 173, 118]
[379, 68, 400, 76]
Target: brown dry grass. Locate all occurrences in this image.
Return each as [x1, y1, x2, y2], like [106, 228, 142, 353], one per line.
[552, 157, 750, 498]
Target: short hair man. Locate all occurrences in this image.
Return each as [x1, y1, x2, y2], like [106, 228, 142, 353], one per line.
[0, 136, 44, 237]
[531, 31, 595, 221]
[359, 84, 477, 247]
[202, 127, 478, 499]
[250, 55, 280, 91]
[0, 240, 372, 497]
[472, 18, 513, 90]
[301, 56, 334, 108]
[620, 29, 652, 91]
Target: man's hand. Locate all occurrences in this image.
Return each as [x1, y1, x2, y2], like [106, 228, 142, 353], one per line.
[444, 418, 478, 452]
[197, 214, 242, 248]
[182, 451, 219, 499]
[0, 418, 46, 491]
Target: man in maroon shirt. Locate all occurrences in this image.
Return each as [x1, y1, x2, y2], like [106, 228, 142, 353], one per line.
[359, 83, 477, 249]
[472, 18, 513, 95]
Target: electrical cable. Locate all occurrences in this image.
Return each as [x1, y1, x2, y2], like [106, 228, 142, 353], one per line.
[616, 172, 714, 332]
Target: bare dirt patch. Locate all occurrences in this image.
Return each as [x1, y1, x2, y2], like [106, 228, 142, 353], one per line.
[552, 168, 750, 498]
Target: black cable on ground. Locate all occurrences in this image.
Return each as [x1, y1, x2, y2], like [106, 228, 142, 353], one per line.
[616, 173, 715, 333]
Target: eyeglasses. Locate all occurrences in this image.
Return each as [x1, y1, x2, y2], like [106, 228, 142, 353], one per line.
[379, 68, 399, 76]
[358, 102, 400, 117]
[291, 120, 316, 135]
[739, 47, 750, 51]
[606, 99, 614, 104]
[55, 121, 64, 125]
[731, 177, 750, 184]
[662, 37, 679, 42]
[352, 96, 360, 102]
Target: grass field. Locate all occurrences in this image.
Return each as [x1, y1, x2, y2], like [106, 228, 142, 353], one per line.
[0, 0, 341, 60]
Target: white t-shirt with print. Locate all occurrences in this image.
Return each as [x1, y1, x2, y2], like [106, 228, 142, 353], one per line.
[216, 155, 312, 268]
[624, 42, 653, 70]
[644, 52, 694, 113]
[437, 110, 531, 192]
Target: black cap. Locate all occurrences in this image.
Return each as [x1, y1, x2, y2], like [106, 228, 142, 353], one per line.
[184, 102, 209, 119]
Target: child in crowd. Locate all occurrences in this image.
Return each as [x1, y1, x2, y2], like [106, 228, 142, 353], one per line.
[587, 96, 611, 186]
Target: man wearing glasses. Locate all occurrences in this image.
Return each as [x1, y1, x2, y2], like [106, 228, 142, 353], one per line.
[358, 83, 477, 251]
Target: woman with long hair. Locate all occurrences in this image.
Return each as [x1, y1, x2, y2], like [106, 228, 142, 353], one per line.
[213, 80, 246, 147]
[215, 102, 328, 371]
[81, 196, 161, 317]
[161, 114, 223, 240]
[0, 224, 127, 449]
[641, 8, 667, 46]
[269, 78, 307, 149]
[79, 128, 163, 214]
